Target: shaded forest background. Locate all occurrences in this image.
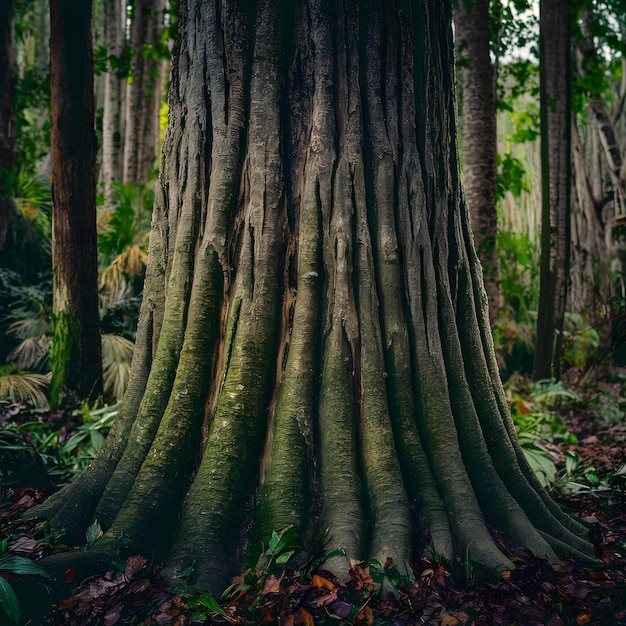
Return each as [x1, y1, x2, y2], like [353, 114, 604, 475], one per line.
[2, 0, 626, 405]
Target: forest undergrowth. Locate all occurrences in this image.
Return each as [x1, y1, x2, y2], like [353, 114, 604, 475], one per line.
[0, 368, 624, 625]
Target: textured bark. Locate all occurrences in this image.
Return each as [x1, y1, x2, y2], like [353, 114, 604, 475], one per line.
[0, 0, 16, 250]
[534, 0, 572, 381]
[122, 0, 166, 184]
[49, 0, 103, 407]
[454, 0, 502, 324]
[101, 0, 126, 208]
[570, 119, 613, 319]
[568, 7, 625, 320]
[30, 0, 596, 603]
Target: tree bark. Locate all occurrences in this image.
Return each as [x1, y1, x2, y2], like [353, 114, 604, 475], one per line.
[122, 0, 166, 184]
[49, 0, 103, 407]
[0, 0, 16, 250]
[534, 0, 572, 381]
[101, 0, 126, 208]
[31, 0, 596, 602]
[454, 0, 503, 325]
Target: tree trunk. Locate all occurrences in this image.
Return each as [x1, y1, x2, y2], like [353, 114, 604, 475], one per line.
[49, 0, 103, 407]
[122, 0, 166, 184]
[32, 0, 595, 600]
[101, 0, 126, 208]
[0, 0, 16, 250]
[454, 0, 503, 325]
[534, 0, 572, 381]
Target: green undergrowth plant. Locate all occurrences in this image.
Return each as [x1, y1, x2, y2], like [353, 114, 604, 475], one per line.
[507, 378, 616, 499]
[0, 539, 52, 624]
[507, 379, 580, 488]
[178, 526, 415, 625]
[494, 230, 539, 377]
[0, 403, 118, 486]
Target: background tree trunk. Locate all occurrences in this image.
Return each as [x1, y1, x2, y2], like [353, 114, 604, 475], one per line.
[0, 0, 16, 250]
[454, 0, 503, 324]
[101, 0, 126, 208]
[49, 0, 103, 407]
[534, 0, 572, 381]
[122, 0, 166, 184]
[32, 0, 595, 603]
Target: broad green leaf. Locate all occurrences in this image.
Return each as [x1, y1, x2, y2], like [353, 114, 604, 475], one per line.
[0, 576, 21, 623]
[90, 429, 105, 450]
[195, 593, 230, 618]
[86, 520, 103, 546]
[268, 531, 280, 554]
[0, 555, 53, 578]
[565, 451, 579, 476]
[275, 550, 294, 565]
[522, 446, 557, 487]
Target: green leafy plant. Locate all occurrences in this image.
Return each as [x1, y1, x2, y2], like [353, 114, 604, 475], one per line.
[508, 379, 579, 488]
[0, 404, 118, 485]
[0, 539, 52, 623]
[97, 181, 152, 266]
[554, 451, 603, 495]
[493, 230, 539, 377]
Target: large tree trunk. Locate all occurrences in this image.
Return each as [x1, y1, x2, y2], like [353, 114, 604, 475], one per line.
[32, 0, 595, 599]
[534, 0, 572, 381]
[0, 0, 16, 250]
[122, 0, 166, 184]
[49, 0, 103, 407]
[454, 0, 502, 325]
[101, 0, 126, 209]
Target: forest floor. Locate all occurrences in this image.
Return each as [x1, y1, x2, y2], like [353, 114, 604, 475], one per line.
[0, 372, 624, 625]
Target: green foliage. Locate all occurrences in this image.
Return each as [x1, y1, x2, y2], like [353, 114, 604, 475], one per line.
[0, 404, 118, 485]
[491, 1, 538, 64]
[93, 43, 134, 80]
[498, 60, 539, 110]
[508, 379, 580, 488]
[97, 180, 152, 344]
[254, 524, 298, 578]
[0, 539, 52, 623]
[496, 152, 530, 200]
[561, 313, 602, 371]
[98, 181, 153, 264]
[15, 67, 51, 174]
[493, 230, 539, 376]
[0, 173, 52, 280]
[572, 1, 626, 113]
[507, 102, 540, 143]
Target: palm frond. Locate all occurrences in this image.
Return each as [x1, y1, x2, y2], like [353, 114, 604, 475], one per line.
[100, 263, 126, 295]
[117, 244, 148, 278]
[100, 245, 148, 295]
[0, 365, 50, 408]
[7, 336, 51, 371]
[102, 334, 134, 402]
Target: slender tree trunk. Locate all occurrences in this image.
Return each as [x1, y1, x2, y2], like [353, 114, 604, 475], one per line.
[30, 0, 596, 607]
[102, 0, 126, 208]
[534, 0, 572, 381]
[454, 0, 502, 324]
[0, 0, 16, 250]
[49, 0, 103, 407]
[122, 0, 165, 184]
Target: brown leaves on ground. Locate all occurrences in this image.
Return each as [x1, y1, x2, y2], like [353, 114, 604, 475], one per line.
[2, 385, 625, 625]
